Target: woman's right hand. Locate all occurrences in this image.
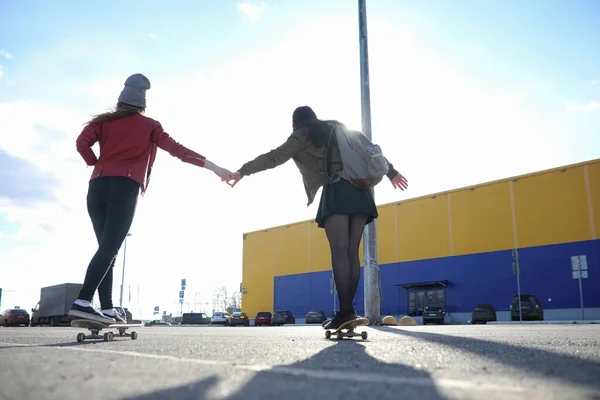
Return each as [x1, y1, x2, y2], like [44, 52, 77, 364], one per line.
[214, 167, 233, 182]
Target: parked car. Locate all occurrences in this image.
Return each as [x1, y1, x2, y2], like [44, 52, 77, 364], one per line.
[230, 312, 250, 326]
[255, 311, 272, 326]
[145, 319, 170, 326]
[305, 309, 327, 324]
[210, 311, 231, 325]
[471, 304, 497, 324]
[422, 306, 445, 324]
[272, 310, 295, 326]
[181, 312, 211, 325]
[1, 308, 30, 327]
[510, 294, 544, 321]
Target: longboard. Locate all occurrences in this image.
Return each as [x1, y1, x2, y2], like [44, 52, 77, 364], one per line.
[324, 317, 369, 340]
[71, 319, 143, 342]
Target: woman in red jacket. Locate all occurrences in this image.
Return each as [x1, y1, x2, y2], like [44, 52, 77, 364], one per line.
[69, 73, 231, 324]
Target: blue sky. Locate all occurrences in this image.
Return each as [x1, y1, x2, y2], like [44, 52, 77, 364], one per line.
[0, 1, 598, 317]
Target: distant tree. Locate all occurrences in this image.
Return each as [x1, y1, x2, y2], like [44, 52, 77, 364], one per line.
[212, 286, 230, 312]
[230, 291, 242, 313]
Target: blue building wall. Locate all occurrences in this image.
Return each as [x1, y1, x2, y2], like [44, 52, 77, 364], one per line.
[273, 239, 600, 318]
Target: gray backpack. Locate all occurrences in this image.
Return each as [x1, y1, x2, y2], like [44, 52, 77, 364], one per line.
[326, 123, 389, 189]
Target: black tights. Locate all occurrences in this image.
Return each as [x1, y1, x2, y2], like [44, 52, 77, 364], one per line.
[78, 177, 139, 309]
[324, 213, 368, 313]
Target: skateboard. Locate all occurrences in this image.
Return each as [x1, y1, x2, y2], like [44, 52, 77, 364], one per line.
[324, 317, 369, 340]
[71, 319, 143, 342]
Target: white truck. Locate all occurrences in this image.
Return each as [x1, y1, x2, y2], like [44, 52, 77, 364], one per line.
[30, 283, 83, 326]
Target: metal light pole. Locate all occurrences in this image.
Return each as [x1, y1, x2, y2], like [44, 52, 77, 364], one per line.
[358, 0, 382, 325]
[119, 232, 132, 307]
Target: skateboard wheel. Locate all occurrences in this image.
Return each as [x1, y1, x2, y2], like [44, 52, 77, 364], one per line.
[361, 331, 368, 340]
[103, 332, 114, 342]
[77, 333, 85, 343]
[337, 331, 343, 340]
[325, 330, 331, 339]
[131, 331, 138, 340]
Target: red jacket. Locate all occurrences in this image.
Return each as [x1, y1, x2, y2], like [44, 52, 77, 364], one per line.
[76, 114, 206, 195]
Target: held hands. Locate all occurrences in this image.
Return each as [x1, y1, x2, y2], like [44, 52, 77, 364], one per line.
[226, 171, 242, 188]
[213, 166, 233, 182]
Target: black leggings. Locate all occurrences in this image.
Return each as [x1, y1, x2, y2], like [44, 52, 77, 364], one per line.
[78, 176, 140, 309]
[324, 213, 368, 313]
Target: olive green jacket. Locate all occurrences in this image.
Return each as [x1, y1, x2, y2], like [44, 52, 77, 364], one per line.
[238, 126, 399, 206]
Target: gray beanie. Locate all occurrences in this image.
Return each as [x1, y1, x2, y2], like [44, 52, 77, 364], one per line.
[118, 73, 151, 108]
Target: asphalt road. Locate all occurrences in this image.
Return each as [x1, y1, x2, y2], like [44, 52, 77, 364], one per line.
[1, 323, 599, 400]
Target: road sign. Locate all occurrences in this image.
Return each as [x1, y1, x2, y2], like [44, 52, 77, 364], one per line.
[179, 298, 184, 304]
[512, 249, 520, 275]
[571, 255, 588, 320]
[572, 270, 589, 279]
[571, 255, 588, 275]
[181, 279, 186, 289]
[154, 306, 159, 312]
[179, 290, 185, 299]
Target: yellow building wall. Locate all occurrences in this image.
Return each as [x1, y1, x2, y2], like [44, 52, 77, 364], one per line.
[513, 166, 592, 248]
[242, 159, 600, 315]
[274, 223, 310, 276]
[450, 182, 514, 255]
[396, 194, 452, 261]
[310, 221, 332, 273]
[241, 230, 275, 318]
[587, 163, 600, 239]
[376, 204, 398, 264]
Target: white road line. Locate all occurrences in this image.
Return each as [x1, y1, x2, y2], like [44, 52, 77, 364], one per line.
[0, 342, 526, 393]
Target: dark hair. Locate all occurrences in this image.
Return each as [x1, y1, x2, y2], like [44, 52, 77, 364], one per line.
[87, 102, 145, 125]
[292, 106, 344, 148]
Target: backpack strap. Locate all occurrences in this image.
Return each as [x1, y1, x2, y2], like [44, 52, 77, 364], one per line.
[325, 124, 337, 181]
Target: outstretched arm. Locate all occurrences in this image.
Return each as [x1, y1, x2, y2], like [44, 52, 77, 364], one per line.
[151, 124, 231, 181]
[227, 129, 309, 187]
[238, 129, 308, 177]
[384, 158, 408, 191]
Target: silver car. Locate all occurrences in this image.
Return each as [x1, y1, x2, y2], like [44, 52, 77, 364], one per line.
[210, 311, 231, 325]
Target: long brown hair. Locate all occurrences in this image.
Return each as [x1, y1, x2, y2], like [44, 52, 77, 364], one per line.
[292, 106, 344, 148]
[87, 102, 145, 125]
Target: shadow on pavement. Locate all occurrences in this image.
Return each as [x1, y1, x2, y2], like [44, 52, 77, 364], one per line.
[373, 326, 600, 391]
[122, 339, 449, 400]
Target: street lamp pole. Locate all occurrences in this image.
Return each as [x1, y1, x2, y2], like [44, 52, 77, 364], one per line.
[119, 232, 132, 307]
[358, 0, 382, 325]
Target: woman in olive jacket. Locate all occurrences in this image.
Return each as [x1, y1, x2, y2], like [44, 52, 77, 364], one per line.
[228, 106, 408, 329]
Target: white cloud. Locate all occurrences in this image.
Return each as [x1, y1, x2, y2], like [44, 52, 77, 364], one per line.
[0, 49, 13, 59]
[0, 64, 3, 79]
[566, 100, 600, 113]
[237, 2, 264, 21]
[149, 33, 157, 39]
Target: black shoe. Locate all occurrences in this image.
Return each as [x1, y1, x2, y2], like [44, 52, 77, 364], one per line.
[324, 309, 357, 330]
[101, 309, 127, 324]
[68, 303, 116, 324]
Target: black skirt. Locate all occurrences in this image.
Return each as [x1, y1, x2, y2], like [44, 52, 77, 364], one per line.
[315, 178, 378, 228]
